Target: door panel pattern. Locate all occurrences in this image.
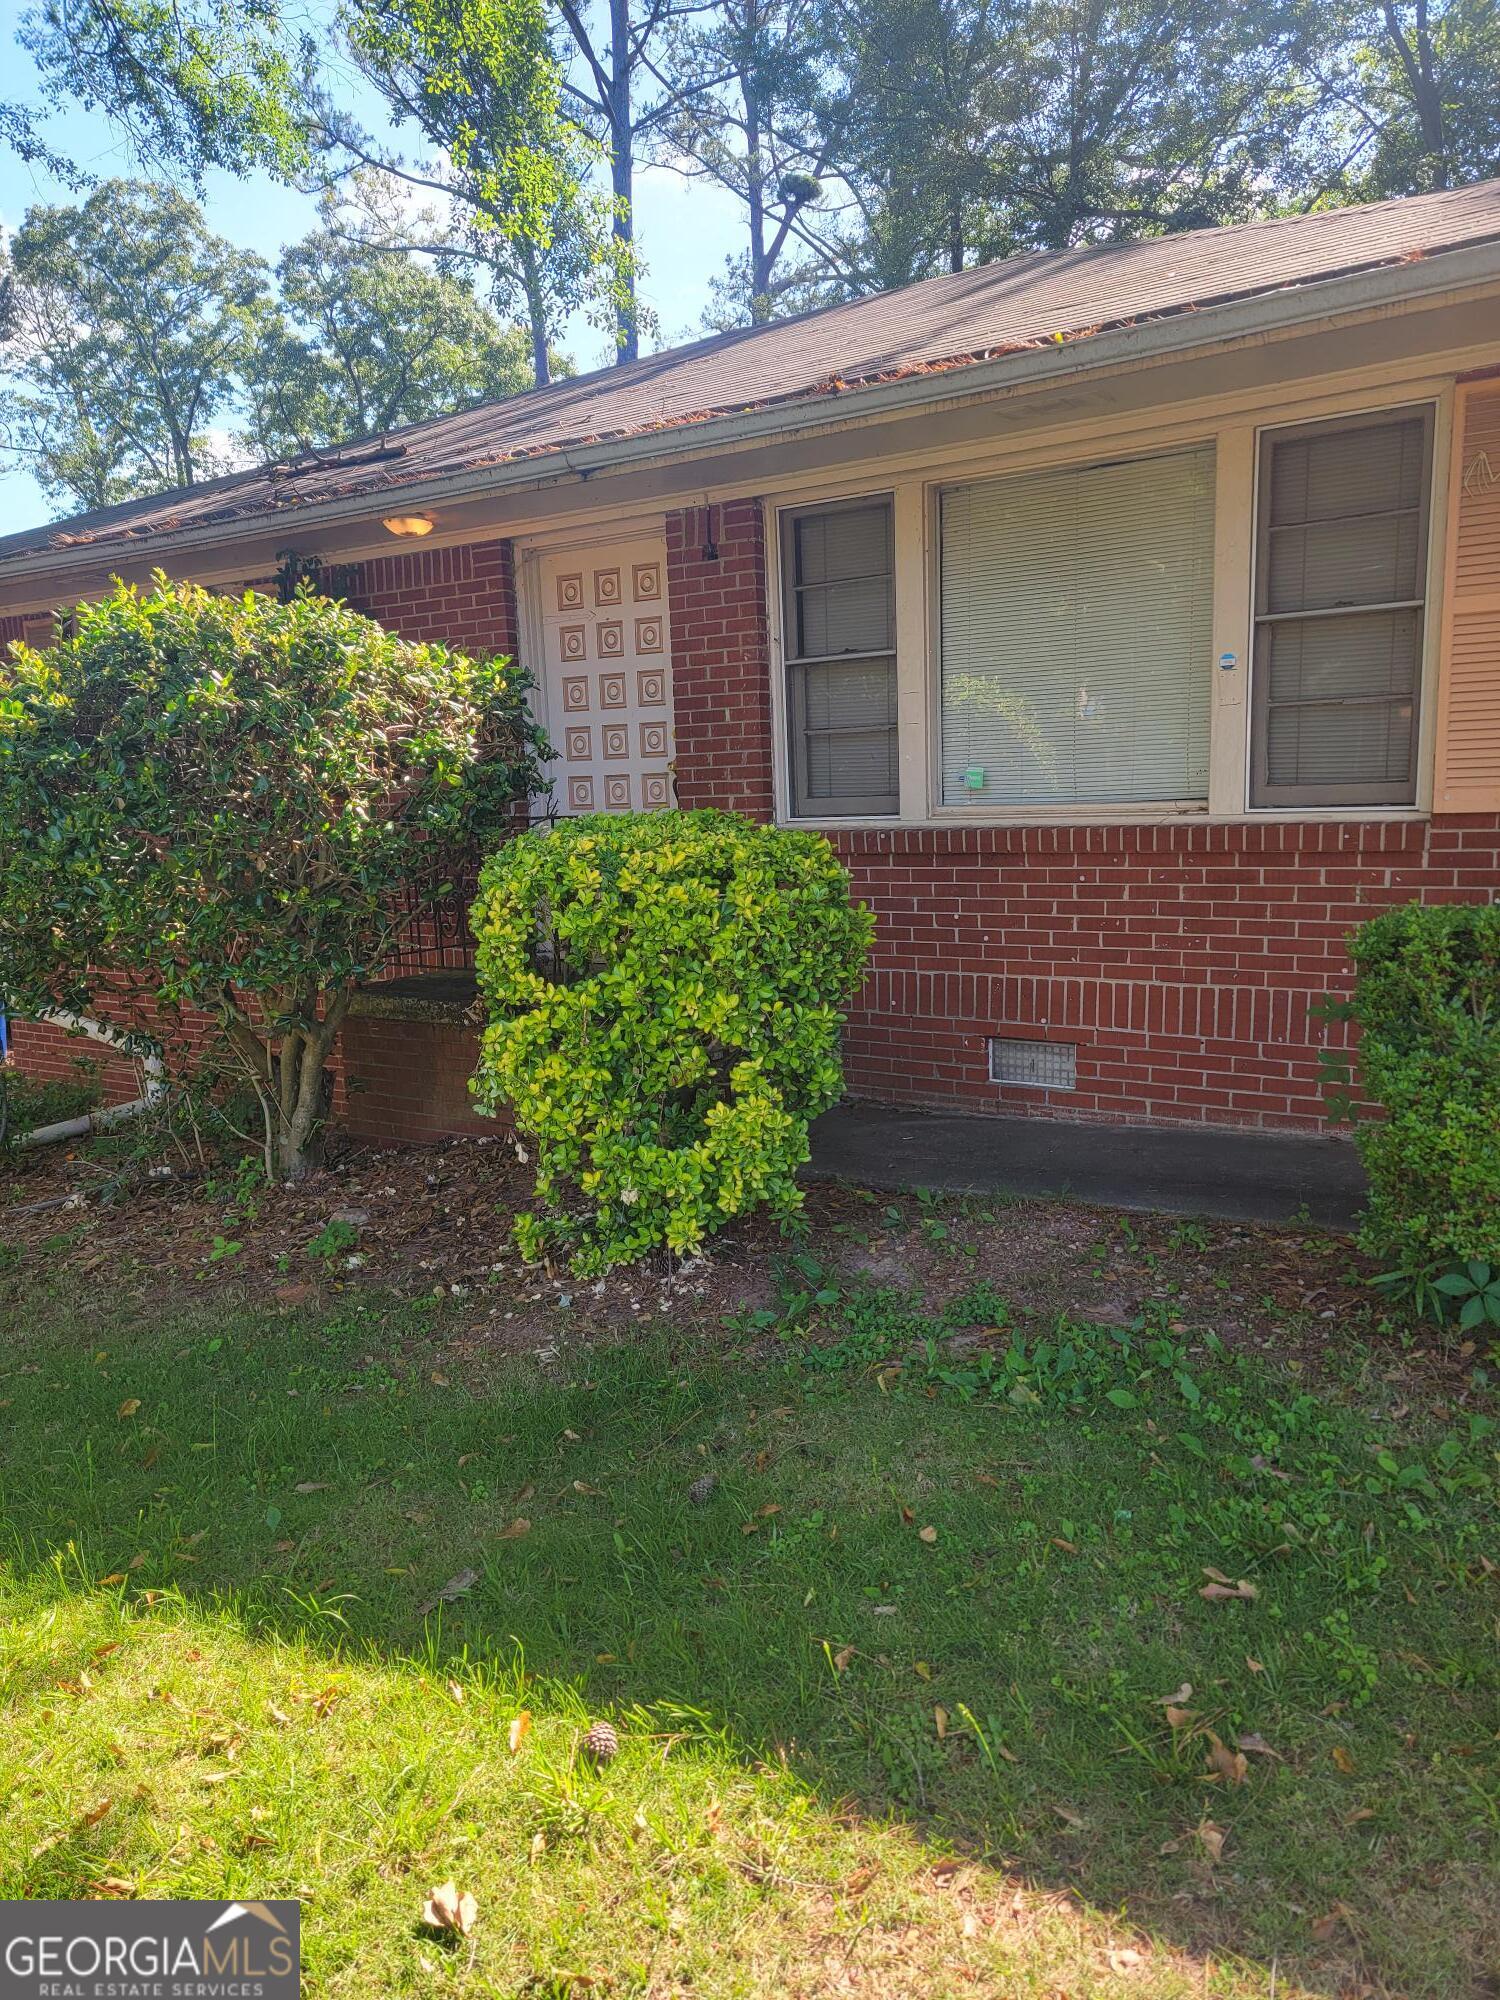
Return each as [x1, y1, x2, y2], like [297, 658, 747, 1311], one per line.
[539, 537, 675, 815]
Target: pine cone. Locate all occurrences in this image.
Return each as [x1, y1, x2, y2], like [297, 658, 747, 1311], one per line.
[582, 1719, 619, 1763]
[687, 1473, 718, 1505]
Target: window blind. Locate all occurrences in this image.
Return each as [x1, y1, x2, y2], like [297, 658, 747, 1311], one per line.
[938, 447, 1215, 808]
[1251, 409, 1432, 807]
[782, 497, 898, 816]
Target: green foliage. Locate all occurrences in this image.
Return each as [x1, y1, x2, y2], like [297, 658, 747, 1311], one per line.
[1346, 902, 1500, 1272]
[329, 1, 626, 382]
[0, 575, 546, 1179]
[470, 809, 873, 1272]
[16, 0, 317, 185]
[240, 203, 543, 460]
[0, 180, 266, 510]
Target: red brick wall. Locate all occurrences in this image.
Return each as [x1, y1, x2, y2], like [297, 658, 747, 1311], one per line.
[666, 502, 776, 817]
[338, 1015, 500, 1146]
[4, 1019, 145, 1108]
[11, 519, 1497, 1147]
[831, 819, 1500, 1131]
[664, 498, 1500, 1136]
[347, 537, 519, 656]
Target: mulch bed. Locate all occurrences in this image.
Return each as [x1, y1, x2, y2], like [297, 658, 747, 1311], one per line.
[1, 1115, 1395, 1376]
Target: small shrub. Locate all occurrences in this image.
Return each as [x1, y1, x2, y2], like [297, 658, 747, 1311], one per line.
[1346, 902, 1500, 1273]
[469, 810, 874, 1273]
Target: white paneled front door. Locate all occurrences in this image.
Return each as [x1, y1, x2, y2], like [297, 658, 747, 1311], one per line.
[530, 534, 674, 814]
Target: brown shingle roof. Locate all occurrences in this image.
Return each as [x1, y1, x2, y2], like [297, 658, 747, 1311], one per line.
[5, 176, 1500, 565]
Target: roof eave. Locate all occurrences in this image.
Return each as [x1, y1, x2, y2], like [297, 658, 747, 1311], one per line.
[6, 235, 1500, 587]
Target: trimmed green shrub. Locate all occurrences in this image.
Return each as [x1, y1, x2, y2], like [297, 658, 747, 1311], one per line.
[469, 810, 874, 1273]
[1347, 902, 1500, 1271]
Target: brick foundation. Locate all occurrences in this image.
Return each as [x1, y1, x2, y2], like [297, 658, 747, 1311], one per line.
[338, 1015, 495, 1146]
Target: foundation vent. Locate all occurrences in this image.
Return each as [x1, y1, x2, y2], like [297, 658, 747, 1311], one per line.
[989, 1037, 1076, 1090]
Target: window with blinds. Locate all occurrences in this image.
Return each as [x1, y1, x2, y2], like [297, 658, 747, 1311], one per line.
[781, 496, 898, 816]
[938, 446, 1215, 808]
[1251, 407, 1433, 808]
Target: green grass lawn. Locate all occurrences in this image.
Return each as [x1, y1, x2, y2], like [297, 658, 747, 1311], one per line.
[0, 1270, 1495, 1997]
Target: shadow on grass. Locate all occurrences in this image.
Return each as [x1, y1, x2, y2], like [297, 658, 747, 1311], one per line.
[1, 1278, 1496, 1997]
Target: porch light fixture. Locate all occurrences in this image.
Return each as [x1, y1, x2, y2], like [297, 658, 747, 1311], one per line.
[381, 512, 435, 538]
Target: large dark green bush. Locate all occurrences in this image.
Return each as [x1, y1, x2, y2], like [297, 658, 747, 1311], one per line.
[0, 575, 545, 1181]
[469, 810, 874, 1273]
[1348, 902, 1500, 1270]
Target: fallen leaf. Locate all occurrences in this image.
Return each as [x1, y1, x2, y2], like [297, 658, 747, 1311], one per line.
[80, 1799, 113, 1827]
[1208, 1576, 1264, 1608]
[1237, 1732, 1282, 1760]
[1342, 1805, 1375, 1827]
[841, 1866, 878, 1897]
[421, 1882, 478, 1937]
[1245, 1655, 1264, 1674]
[913, 1661, 932, 1681]
[1310, 1903, 1355, 1942]
[1108, 1947, 1145, 1973]
[293, 1481, 330, 1494]
[1164, 1705, 1196, 1732]
[96, 1573, 127, 1589]
[508, 1711, 532, 1754]
[1154, 1682, 1193, 1706]
[934, 1704, 949, 1740]
[930, 1857, 961, 1880]
[831, 1645, 855, 1673]
[1205, 1733, 1248, 1786]
[494, 1518, 531, 1541]
[90, 1878, 134, 1899]
[528, 1831, 546, 1863]
[417, 1567, 479, 1615]
[1052, 1804, 1085, 1829]
[1195, 1820, 1226, 1862]
[918, 1525, 938, 1544]
[1331, 1745, 1357, 1774]
[1051, 1536, 1078, 1554]
[117, 1400, 140, 1420]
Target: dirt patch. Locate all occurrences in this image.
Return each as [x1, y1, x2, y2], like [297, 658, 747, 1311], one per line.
[1, 1114, 1401, 1372]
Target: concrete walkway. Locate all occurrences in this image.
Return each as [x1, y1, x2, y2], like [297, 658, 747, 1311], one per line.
[807, 1102, 1367, 1231]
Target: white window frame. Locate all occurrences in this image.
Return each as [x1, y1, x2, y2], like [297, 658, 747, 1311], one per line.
[765, 375, 1454, 829]
[779, 491, 900, 818]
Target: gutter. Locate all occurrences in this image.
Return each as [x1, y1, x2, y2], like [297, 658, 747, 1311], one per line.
[5, 236, 1500, 588]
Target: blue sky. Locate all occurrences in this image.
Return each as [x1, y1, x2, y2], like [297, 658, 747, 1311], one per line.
[0, 2, 744, 533]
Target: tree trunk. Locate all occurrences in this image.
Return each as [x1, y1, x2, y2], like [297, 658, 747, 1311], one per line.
[608, 0, 639, 364]
[745, 74, 772, 322]
[519, 240, 552, 386]
[269, 990, 351, 1183]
